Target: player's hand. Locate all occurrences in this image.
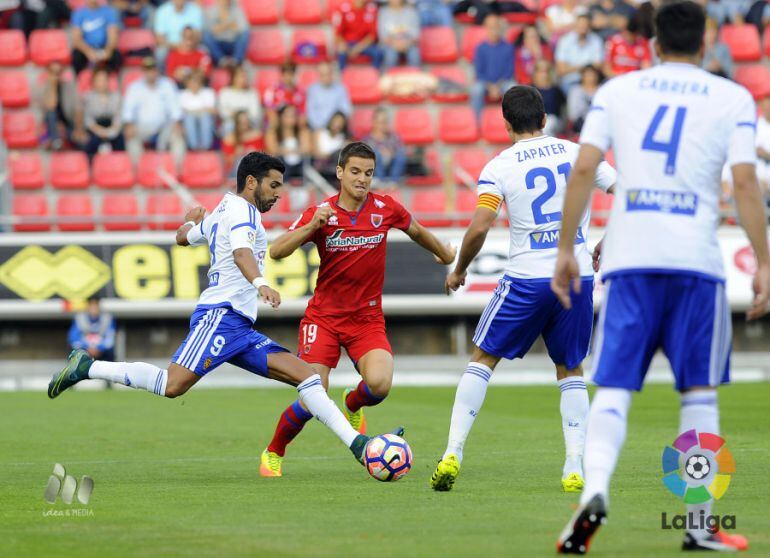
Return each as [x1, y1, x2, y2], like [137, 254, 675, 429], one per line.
[184, 206, 206, 225]
[592, 238, 605, 273]
[258, 285, 281, 309]
[311, 206, 336, 230]
[551, 250, 581, 309]
[747, 261, 770, 321]
[434, 242, 457, 265]
[445, 269, 466, 295]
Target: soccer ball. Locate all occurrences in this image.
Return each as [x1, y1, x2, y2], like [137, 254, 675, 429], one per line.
[364, 434, 413, 482]
[685, 454, 711, 480]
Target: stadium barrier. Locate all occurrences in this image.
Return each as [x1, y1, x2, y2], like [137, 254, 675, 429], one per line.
[0, 228, 762, 318]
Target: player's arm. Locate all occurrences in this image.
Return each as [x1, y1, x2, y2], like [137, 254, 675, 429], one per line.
[404, 219, 456, 265]
[269, 205, 335, 260]
[552, 144, 603, 308]
[590, 160, 617, 271]
[232, 248, 280, 309]
[443, 194, 500, 295]
[731, 163, 770, 320]
[175, 206, 206, 246]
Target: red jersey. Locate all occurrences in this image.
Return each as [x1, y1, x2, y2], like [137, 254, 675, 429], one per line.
[290, 192, 412, 317]
[165, 48, 212, 79]
[263, 84, 306, 114]
[332, 1, 378, 43]
[605, 33, 651, 75]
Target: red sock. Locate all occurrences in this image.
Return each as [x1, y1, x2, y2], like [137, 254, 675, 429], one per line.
[267, 400, 313, 457]
[345, 381, 385, 413]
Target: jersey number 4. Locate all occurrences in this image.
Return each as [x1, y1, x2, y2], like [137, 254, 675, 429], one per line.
[642, 105, 687, 176]
[525, 162, 571, 225]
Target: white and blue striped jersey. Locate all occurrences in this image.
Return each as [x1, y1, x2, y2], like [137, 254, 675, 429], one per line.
[187, 192, 267, 322]
[478, 136, 616, 279]
[580, 62, 757, 280]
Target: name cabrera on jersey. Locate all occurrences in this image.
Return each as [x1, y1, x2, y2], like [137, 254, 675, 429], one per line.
[478, 136, 615, 279]
[186, 192, 267, 322]
[580, 62, 757, 280]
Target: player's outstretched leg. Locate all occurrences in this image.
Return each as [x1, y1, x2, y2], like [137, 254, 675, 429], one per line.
[557, 365, 589, 493]
[678, 389, 748, 552]
[556, 387, 631, 553]
[48, 350, 184, 399]
[431, 350, 497, 492]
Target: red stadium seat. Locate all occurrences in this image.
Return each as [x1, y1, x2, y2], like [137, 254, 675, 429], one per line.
[720, 24, 761, 62]
[734, 64, 770, 99]
[297, 68, 319, 91]
[93, 152, 135, 189]
[254, 68, 281, 98]
[247, 29, 286, 64]
[342, 66, 382, 104]
[118, 28, 156, 66]
[291, 29, 328, 64]
[243, 0, 279, 24]
[350, 108, 375, 139]
[272, 190, 317, 227]
[0, 70, 30, 107]
[195, 192, 225, 212]
[411, 188, 451, 227]
[102, 194, 141, 231]
[384, 67, 428, 104]
[431, 66, 469, 103]
[2, 111, 38, 148]
[50, 152, 90, 189]
[455, 188, 478, 226]
[77, 69, 119, 94]
[180, 152, 224, 189]
[591, 190, 613, 227]
[57, 195, 95, 232]
[146, 193, 183, 230]
[394, 108, 435, 145]
[29, 29, 70, 66]
[454, 148, 489, 184]
[405, 149, 443, 187]
[138, 151, 177, 188]
[480, 107, 510, 144]
[763, 26, 770, 58]
[420, 26, 459, 63]
[439, 107, 479, 144]
[0, 30, 27, 66]
[13, 194, 50, 232]
[285, 0, 323, 24]
[9, 152, 45, 190]
[209, 68, 230, 91]
[461, 26, 487, 62]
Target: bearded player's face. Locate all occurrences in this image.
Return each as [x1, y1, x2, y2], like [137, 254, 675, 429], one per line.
[338, 156, 375, 201]
[252, 169, 284, 213]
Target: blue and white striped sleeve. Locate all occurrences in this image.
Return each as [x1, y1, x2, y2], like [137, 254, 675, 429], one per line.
[229, 201, 260, 251]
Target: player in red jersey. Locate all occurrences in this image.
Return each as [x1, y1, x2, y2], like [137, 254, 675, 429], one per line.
[259, 142, 455, 476]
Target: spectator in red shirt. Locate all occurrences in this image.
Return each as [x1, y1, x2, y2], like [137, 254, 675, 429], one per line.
[166, 26, 212, 86]
[514, 25, 553, 86]
[263, 61, 307, 126]
[222, 110, 264, 176]
[604, 13, 651, 77]
[332, 0, 382, 69]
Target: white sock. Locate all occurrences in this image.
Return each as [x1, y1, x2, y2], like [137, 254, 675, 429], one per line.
[88, 361, 168, 396]
[558, 376, 589, 477]
[443, 362, 492, 462]
[580, 387, 632, 506]
[680, 390, 719, 541]
[297, 374, 358, 447]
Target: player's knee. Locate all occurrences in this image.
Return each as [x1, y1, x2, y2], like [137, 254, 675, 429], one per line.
[164, 382, 188, 399]
[366, 376, 392, 398]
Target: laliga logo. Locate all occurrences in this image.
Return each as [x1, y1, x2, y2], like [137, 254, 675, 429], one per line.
[661, 429, 735, 504]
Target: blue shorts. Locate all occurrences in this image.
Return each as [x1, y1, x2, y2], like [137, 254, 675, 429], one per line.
[473, 275, 594, 369]
[171, 305, 288, 377]
[592, 272, 731, 392]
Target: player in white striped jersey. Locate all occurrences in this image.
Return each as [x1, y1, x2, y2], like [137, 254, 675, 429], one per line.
[553, 3, 769, 553]
[431, 85, 615, 494]
[48, 152, 399, 469]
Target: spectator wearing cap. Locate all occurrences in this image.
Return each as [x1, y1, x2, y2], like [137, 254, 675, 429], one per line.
[378, 0, 421, 69]
[470, 14, 515, 119]
[122, 57, 186, 164]
[306, 61, 352, 131]
[332, 0, 382, 69]
[154, 0, 204, 70]
[71, 0, 121, 75]
[203, 0, 249, 67]
[555, 12, 604, 93]
[263, 62, 306, 127]
[68, 297, 116, 362]
[166, 26, 212, 86]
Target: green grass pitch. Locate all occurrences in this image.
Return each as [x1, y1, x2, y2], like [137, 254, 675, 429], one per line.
[2, 383, 769, 557]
